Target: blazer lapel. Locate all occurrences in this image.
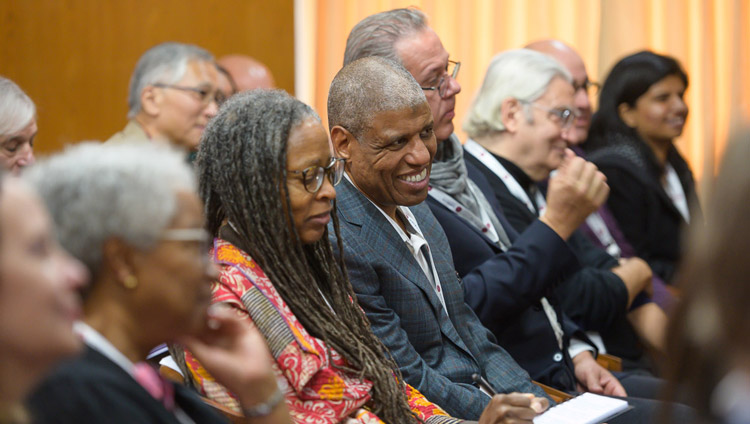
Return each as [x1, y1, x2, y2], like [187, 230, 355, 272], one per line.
[337, 179, 473, 354]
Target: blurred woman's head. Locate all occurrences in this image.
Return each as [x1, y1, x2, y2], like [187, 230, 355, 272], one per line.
[198, 89, 415, 423]
[0, 174, 87, 406]
[0, 77, 37, 173]
[24, 142, 214, 350]
[665, 130, 750, 420]
[589, 51, 688, 148]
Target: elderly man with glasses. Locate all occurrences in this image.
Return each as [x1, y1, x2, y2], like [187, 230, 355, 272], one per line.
[107, 42, 223, 153]
[463, 47, 670, 393]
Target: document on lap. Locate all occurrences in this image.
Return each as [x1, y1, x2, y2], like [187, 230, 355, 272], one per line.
[533, 392, 630, 424]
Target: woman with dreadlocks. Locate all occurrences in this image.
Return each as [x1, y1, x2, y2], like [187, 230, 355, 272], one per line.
[184, 89, 461, 424]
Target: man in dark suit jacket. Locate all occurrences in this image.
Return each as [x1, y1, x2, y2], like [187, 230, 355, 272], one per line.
[461, 48, 658, 374]
[327, 56, 551, 421]
[428, 150, 618, 393]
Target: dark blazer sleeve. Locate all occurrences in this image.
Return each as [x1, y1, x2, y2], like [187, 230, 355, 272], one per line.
[429, 197, 580, 325]
[331, 227, 493, 419]
[467, 155, 630, 333]
[554, 231, 629, 332]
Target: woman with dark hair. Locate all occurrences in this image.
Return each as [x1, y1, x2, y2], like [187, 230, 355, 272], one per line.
[663, 130, 750, 423]
[0, 174, 87, 423]
[189, 89, 463, 424]
[585, 51, 700, 283]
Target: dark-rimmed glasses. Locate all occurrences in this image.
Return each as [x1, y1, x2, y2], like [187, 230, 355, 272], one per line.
[152, 83, 226, 107]
[520, 100, 577, 129]
[420, 60, 461, 98]
[288, 157, 345, 193]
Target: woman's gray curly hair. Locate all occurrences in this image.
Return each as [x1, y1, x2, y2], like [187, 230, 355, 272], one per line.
[23, 141, 195, 279]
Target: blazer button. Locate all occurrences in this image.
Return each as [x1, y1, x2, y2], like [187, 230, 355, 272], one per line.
[553, 353, 563, 362]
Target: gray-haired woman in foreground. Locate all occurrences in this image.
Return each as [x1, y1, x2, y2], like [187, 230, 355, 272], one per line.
[24, 142, 289, 424]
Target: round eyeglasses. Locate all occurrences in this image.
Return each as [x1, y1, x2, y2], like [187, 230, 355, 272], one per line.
[520, 101, 578, 129]
[420, 60, 461, 98]
[288, 157, 345, 193]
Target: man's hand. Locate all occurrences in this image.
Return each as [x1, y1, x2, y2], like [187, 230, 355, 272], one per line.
[541, 149, 609, 240]
[478, 393, 549, 424]
[572, 351, 627, 397]
[180, 305, 289, 422]
[611, 257, 654, 307]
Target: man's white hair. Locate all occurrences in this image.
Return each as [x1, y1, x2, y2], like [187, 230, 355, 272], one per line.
[24, 141, 196, 277]
[463, 49, 571, 139]
[0, 76, 36, 135]
[127, 42, 214, 119]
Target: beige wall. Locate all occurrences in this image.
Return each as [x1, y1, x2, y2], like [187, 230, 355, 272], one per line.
[303, 0, 750, 186]
[0, 0, 294, 154]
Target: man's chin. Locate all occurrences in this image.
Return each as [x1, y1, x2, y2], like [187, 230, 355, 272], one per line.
[397, 191, 429, 207]
[435, 123, 454, 142]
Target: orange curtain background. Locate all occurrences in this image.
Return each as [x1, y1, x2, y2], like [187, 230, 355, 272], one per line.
[298, 0, 750, 194]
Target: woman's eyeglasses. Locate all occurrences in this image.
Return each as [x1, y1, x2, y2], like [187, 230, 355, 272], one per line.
[288, 157, 346, 193]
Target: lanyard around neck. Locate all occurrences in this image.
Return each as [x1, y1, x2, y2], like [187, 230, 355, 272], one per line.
[428, 186, 508, 250]
[464, 140, 546, 216]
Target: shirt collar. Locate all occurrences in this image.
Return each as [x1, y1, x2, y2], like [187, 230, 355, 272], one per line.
[75, 321, 135, 376]
[492, 153, 537, 193]
[343, 172, 423, 242]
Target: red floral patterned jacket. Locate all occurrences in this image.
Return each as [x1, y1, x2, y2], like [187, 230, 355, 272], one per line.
[185, 239, 461, 424]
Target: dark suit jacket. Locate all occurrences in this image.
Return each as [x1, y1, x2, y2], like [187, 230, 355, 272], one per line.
[465, 152, 645, 364]
[28, 346, 224, 424]
[588, 139, 701, 283]
[331, 178, 547, 420]
[427, 162, 591, 391]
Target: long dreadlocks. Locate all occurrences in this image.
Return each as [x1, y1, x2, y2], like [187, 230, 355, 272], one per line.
[196, 89, 419, 424]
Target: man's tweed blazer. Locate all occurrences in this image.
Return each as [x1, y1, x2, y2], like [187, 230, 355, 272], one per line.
[330, 178, 547, 420]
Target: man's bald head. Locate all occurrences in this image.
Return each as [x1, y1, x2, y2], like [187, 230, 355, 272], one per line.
[526, 40, 593, 143]
[217, 54, 275, 92]
[328, 56, 426, 139]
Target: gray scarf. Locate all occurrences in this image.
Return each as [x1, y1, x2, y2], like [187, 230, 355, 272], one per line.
[430, 135, 511, 249]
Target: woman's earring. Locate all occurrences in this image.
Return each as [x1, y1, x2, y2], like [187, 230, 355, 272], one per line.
[123, 275, 138, 290]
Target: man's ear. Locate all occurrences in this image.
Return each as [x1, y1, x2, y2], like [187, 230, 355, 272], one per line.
[330, 126, 355, 161]
[499, 98, 522, 134]
[140, 86, 161, 117]
[618, 103, 637, 128]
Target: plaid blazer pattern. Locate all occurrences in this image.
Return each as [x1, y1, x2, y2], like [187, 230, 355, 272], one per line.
[331, 178, 546, 420]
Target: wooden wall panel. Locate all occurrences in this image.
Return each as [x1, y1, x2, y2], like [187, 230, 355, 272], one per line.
[0, 0, 294, 154]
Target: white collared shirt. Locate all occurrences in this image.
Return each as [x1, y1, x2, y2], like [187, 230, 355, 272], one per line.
[663, 163, 691, 223]
[345, 173, 448, 315]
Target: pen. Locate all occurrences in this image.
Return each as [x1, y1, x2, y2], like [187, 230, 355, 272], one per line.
[472, 373, 497, 396]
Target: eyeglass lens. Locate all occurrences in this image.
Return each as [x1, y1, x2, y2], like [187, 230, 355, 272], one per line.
[302, 159, 344, 193]
[438, 61, 461, 97]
